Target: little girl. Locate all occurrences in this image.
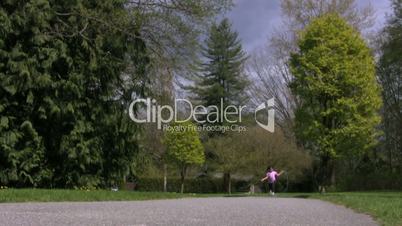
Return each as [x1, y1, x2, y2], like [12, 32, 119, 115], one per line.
[260, 166, 283, 196]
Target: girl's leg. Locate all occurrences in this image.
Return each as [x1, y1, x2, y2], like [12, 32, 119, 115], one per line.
[268, 183, 273, 193]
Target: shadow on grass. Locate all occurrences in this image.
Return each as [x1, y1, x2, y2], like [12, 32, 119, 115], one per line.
[290, 195, 311, 199]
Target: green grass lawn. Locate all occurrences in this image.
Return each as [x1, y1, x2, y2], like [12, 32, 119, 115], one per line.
[0, 189, 401, 226]
[278, 192, 402, 226]
[0, 188, 196, 202]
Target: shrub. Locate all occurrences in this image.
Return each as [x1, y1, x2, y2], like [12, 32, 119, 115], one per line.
[136, 177, 248, 193]
[337, 172, 402, 191]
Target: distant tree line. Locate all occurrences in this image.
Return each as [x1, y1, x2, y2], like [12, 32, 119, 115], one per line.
[1, 0, 401, 192]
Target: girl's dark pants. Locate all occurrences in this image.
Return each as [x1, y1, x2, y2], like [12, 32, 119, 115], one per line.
[268, 182, 275, 192]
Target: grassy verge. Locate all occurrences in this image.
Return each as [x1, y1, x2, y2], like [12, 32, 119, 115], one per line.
[0, 189, 200, 203]
[278, 192, 402, 226]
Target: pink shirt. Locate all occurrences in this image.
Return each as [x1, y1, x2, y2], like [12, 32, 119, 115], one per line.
[266, 171, 279, 183]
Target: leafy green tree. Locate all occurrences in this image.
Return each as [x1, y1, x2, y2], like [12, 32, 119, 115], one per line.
[193, 18, 248, 126]
[378, 0, 402, 172]
[248, 0, 375, 140]
[290, 14, 382, 190]
[164, 122, 205, 193]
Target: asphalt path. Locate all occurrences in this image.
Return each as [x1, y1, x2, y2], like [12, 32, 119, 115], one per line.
[0, 197, 378, 226]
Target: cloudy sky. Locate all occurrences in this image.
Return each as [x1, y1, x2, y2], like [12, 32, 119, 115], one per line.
[226, 0, 393, 53]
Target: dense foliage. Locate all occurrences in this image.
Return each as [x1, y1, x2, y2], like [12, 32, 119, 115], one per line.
[290, 14, 382, 189]
[0, 0, 148, 188]
[0, 0, 228, 188]
[378, 0, 402, 172]
[1, 0, 399, 193]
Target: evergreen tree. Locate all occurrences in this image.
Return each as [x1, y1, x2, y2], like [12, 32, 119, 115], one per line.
[0, 0, 149, 188]
[0, 0, 61, 187]
[0, 0, 230, 188]
[378, 0, 402, 172]
[191, 18, 247, 193]
[193, 18, 247, 126]
[290, 14, 382, 190]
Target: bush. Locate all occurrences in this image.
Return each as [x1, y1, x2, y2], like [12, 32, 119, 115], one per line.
[257, 177, 314, 193]
[337, 172, 402, 191]
[135, 176, 316, 193]
[135, 177, 249, 193]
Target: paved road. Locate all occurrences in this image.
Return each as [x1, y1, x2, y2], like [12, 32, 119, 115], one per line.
[0, 197, 377, 226]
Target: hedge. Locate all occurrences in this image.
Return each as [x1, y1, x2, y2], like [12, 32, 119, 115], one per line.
[336, 172, 402, 191]
[135, 177, 250, 193]
[133, 177, 315, 193]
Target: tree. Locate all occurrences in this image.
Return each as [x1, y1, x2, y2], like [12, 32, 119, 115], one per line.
[0, 0, 140, 187]
[0, 0, 229, 188]
[290, 14, 382, 190]
[193, 18, 248, 126]
[141, 75, 174, 192]
[241, 127, 312, 180]
[127, 0, 233, 76]
[247, 0, 375, 139]
[191, 18, 247, 192]
[378, 0, 402, 172]
[164, 122, 205, 193]
[206, 127, 312, 194]
[205, 134, 239, 194]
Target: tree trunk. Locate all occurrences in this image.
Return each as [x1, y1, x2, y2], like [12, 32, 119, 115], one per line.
[163, 163, 167, 192]
[180, 165, 187, 194]
[249, 184, 255, 194]
[388, 143, 393, 172]
[223, 172, 231, 194]
[228, 174, 232, 195]
[330, 160, 336, 187]
[319, 155, 331, 193]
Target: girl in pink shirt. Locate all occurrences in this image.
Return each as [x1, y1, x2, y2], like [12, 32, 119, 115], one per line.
[260, 166, 283, 195]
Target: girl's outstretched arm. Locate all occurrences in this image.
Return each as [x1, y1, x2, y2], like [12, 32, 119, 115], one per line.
[260, 176, 268, 182]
